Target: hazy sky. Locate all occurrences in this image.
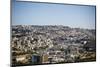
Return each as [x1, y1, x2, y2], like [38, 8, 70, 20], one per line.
[12, 0, 96, 29]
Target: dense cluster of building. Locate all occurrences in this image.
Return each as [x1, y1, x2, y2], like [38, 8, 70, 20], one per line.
[11, 25, 96, 66]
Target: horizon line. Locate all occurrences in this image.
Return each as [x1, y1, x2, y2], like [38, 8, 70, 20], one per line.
[12, 24, 95, 30]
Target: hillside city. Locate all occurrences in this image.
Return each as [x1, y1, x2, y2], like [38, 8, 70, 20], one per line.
[11, 25, 96, 66]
